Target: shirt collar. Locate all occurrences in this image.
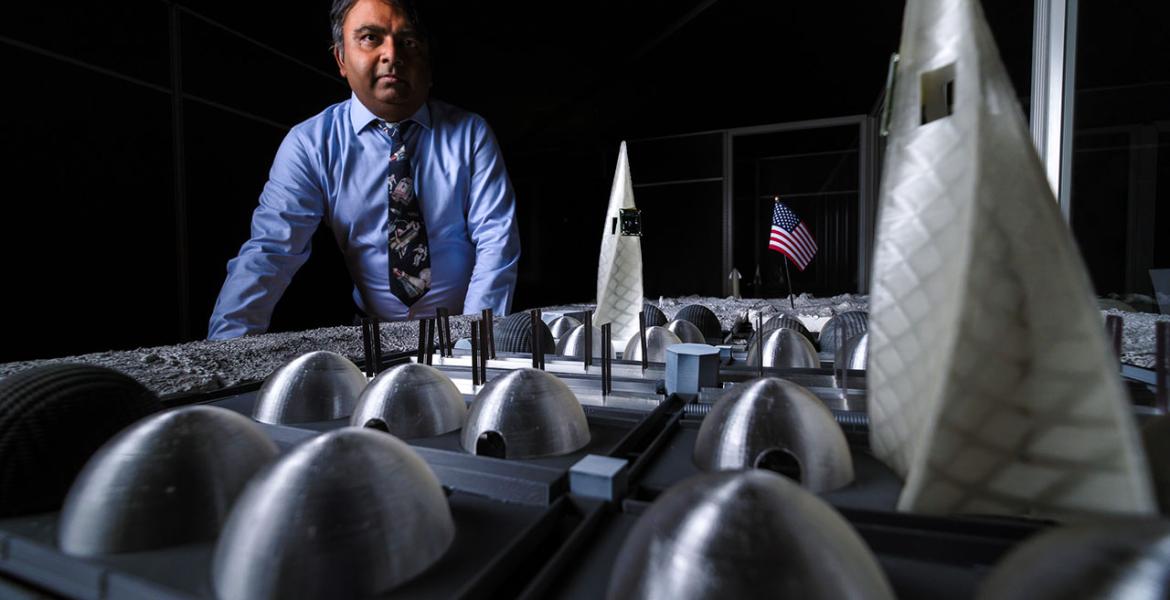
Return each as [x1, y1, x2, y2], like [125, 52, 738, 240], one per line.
[349, 92, 432, 133]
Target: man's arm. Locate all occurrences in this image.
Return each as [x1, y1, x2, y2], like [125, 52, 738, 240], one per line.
[463, 118, 521, 315]
[208, 129, 325, 339]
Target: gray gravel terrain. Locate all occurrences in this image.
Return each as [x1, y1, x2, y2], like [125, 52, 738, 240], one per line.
[0, 296, 1163, 397]
[545, 293, 869, 330]
[654, 293, 870, 326]
[0, 316, 476, 398]
[1103, 308, 1170, 369]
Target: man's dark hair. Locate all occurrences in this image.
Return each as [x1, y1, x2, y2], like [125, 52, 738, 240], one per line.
[330, 0, 429, 54]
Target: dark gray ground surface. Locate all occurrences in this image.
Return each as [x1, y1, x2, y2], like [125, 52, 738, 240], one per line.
[1103, 308, 1170, 369]
[0, 316, 476, 398]
[0, 296, 1163, 396]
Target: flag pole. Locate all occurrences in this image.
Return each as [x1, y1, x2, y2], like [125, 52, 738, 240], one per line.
[783, 257, 795, 309]
[772, 196, 796, 309]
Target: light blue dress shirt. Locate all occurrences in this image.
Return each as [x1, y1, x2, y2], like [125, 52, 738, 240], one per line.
[208, 95, 520, 340]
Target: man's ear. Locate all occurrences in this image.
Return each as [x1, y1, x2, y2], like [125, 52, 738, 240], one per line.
[333, 45, 347, 78]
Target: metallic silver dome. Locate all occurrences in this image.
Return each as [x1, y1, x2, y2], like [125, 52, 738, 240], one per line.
[606, 470, 894, 600]
[548, 315, 582, 342]
[461, 368, 590, 459]
[349, 363, 466, 439]
[758, 314, 816, 347]
[836, 332, 868, 371]
[494, 312, 556, 354]
[623, 326, 682, 363]
[642, 303, 668, 327]
[746, 327, 820, 368]
[765, 313, 809, 331]
[0, 363, 162, 519]
[818, 311, 869, 355]
[665, 319, 706, 344]
[674, 304, 722, 339]
[693, 377, 853, 493]
[58, 406, 278, 555]
[253, 351, 367, 425]
[556, 324, 616, 359]
[212, 428, 454, 600]
[977, 520, 1170, 600]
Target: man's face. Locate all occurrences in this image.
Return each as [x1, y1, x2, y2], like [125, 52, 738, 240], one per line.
[334, 0, 431, 120]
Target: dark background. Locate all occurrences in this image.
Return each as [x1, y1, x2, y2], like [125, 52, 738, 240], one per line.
[0, 0, 1164, 362]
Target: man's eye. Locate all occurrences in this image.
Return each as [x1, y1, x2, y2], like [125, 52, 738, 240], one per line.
[403, 38, 419, 48]
[360, 34, 379, 43]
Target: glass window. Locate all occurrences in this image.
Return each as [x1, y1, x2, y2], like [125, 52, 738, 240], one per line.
[1069, 2, 1170, 310]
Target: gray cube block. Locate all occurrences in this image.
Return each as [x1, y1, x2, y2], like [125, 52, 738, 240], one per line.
[665, 343, 720, 400]
[569, 455, 629, 501]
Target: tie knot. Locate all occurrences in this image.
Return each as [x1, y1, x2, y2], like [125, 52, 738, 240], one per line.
[378, 120, 411, 140]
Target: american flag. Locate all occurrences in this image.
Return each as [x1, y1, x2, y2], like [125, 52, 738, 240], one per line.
[768, 201, 817, 271]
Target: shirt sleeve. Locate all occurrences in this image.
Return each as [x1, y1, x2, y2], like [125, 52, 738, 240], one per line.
[207, 129, 325, 339]
[462, 118, 521, 315]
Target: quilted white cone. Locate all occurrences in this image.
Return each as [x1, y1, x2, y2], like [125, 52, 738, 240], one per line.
[868, 0, 1154, 519]
[594, 142, 643, 350]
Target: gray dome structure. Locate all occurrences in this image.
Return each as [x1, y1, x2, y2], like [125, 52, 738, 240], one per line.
[694, 377, 853, 492]
[665, 319, 706, 344]
[623, 326, 683, 363]
[253, 351, 367, 425]
[212, 428, 454, 600]
[746, 328, 820, 368]
[556, 324, 616, 359]
[494, 312, 556, 354]
[818, 311, 868, 355]
[977, 520, 1170, 600]
[349, 363, 466, 439]
[0, 363, 162, 518]
[607, 470, 894, 600]
[461, 368, 590, 459]
[642, 303, 668, 327]
[749, 314, 816, 349]
[58, 406, 278, 555]
[674, 304, 722, 340]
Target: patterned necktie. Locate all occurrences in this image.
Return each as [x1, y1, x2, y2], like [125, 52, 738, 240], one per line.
[378, 121, 431, 306]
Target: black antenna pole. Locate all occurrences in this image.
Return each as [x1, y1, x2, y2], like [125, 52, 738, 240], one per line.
[783, 258, 795, 309]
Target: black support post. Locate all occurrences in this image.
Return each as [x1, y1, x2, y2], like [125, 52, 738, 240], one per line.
[1105, 315, 1123, 368]
[470, 320, 480, 387]
[482, 308, 496, 359]
[1157, 321, 1168, 414]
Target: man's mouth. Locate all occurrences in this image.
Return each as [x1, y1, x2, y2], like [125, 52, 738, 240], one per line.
[377, 74, 404, 84]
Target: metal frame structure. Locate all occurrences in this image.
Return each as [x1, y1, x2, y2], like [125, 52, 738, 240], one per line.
[636, 115, 875, 297]
[632, 115, 876, 298]
[1030, 0, 1079, 220]
[724, 116, 875, 296]
[632, 0, 1088, 297]
[0, 5, 340, 346]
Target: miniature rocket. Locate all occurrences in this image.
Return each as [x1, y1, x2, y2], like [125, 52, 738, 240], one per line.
[594, 142, 644, 351]
[867, 0, 1154, 518]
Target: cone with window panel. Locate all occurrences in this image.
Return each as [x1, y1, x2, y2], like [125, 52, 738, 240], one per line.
[594, 141, 644, 352]
[866, 0, 1154, 519]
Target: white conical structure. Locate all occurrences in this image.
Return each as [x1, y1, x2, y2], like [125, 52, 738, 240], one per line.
[594, 142, 643, 349]
[867, 0, 1154, 519]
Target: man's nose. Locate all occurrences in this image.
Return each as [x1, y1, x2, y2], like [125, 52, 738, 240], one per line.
[379, 40, 404, 65]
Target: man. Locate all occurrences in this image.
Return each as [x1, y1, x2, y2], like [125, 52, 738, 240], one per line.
[208, 0, 520, 339]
